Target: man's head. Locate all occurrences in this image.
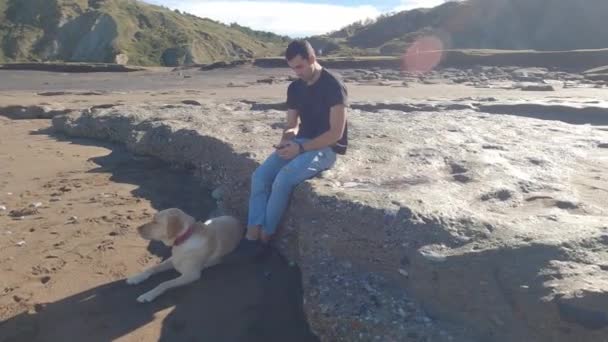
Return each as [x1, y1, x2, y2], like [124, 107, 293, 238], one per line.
[285, 40, 317, 82]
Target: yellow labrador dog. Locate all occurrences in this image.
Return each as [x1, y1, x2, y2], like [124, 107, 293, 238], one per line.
[126, 208, 244, 303]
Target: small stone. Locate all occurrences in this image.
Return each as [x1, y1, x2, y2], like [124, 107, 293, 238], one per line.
[50, 197, 61, 202]
[227, 82, 249, 88]
[181, 100, 201, 106]
[30, 202, 43, 208]
[419, 250, 447, 262]
[256, 78, 274, 84]
[0, 205, 6, 211]
[9, 207, 38, 217]
[491, 315, 505, 326]
[40, 276, 51, 284]
[398, 268, 409, 277]
[520, 84, 555, 91]
[211, 187, 225, 200]
[16, 240, 26, 246]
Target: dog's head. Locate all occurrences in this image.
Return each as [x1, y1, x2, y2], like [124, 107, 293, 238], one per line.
[137, 208, 195, 246]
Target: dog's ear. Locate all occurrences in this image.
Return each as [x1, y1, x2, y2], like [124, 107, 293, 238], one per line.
[166, 215, 183, 240]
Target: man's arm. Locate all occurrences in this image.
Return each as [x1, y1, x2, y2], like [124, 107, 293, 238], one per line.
[280, 109, 299, 143]
[300, 104, 346, 151]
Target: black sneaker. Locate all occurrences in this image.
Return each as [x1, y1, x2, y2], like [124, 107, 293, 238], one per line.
[221, 239, 269, 264]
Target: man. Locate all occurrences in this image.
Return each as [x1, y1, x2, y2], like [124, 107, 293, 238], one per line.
[231, 40, 348, 259]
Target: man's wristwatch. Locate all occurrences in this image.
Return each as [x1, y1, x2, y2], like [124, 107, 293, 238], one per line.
[297, 142, 305, 154]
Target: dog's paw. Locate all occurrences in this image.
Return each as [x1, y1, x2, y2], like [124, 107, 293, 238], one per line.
[126, 272, 150, 285]
[136, 290, 158, 303]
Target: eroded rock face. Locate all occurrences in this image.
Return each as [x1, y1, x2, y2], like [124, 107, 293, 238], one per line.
[0, 105, 73, 119]
[50, 99, 608, 342]
[339, 70, 604, 93]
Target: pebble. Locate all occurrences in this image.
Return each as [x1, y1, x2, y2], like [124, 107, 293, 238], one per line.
[418, 248, 447, 262]
[211, 187, 225, 200]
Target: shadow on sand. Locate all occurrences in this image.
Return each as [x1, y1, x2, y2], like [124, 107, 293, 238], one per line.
[0, 132, 318, 342]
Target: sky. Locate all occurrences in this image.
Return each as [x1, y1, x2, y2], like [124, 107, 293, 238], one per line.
[143, 0, 450, 37]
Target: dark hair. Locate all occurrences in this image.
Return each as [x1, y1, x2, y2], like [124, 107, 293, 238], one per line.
[285, 40, 315, 61]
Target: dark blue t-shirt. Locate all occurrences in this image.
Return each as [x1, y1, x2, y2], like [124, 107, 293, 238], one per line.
[286, 68, 348, 154]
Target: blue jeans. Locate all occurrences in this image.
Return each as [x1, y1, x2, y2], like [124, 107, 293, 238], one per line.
[247, 138, 337, 236]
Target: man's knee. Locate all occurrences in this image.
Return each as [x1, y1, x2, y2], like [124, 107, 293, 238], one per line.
[271, 171, 297, 192]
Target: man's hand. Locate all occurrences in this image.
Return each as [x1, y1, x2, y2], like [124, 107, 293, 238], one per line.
[277, 141, 300, 160]
[274, 139, 290, 149]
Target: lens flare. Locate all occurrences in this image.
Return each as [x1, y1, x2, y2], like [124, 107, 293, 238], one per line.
[402, 36, 444, 73]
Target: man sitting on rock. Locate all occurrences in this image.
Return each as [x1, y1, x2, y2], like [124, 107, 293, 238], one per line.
[228, 40, 349, 260]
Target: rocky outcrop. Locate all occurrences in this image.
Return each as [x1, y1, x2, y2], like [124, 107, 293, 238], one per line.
[48, 99, 608, 342]
[227, 38, 608, 73]
[0, 105, 73, 119]
[0, 62, 143, 72]
[200, 59, 252, 71]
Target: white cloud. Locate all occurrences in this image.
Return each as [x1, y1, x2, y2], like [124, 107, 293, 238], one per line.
[144, 1, 457, 37]
[392, 0, 451, 12]
[147, 1, 381, 37]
